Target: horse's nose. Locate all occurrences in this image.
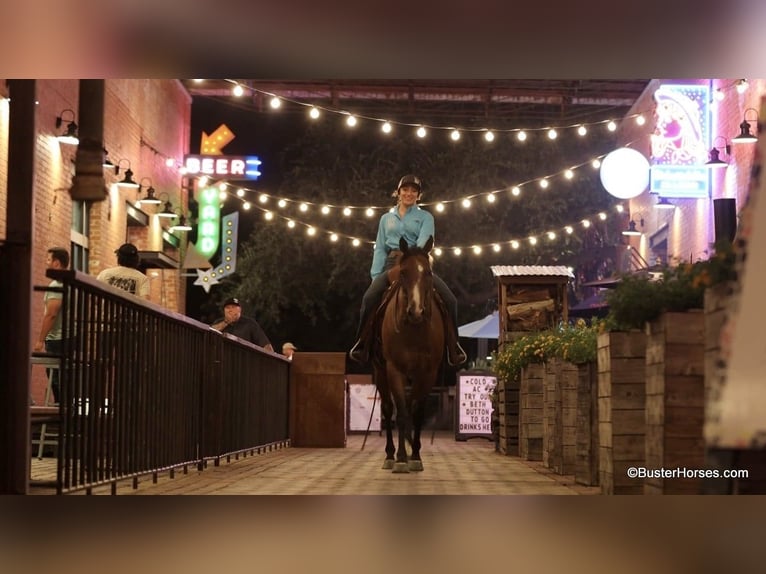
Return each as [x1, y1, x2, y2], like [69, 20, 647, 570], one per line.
[407, 306, 424, 323]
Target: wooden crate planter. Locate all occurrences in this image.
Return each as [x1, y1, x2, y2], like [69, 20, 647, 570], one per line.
[543, 360, 557, 468]
[519, 363, 545, 461]
[644, 311, 706, 494]
[704, 283, 732, 415]
[597, 330, 647, 495]
[575, 361, 599, 486]
[497, 377, 520, 456]
[543, 359, 578, 475]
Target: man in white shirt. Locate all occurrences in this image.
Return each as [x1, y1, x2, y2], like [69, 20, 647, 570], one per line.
[96, 243, 150, 299]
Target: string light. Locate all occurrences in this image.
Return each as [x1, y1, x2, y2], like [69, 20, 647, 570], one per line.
[202, 146, 624, 219]
[219, 184, 626, 255]
[214, 80, 651, 142]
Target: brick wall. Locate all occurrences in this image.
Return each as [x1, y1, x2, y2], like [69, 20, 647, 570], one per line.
[1, 79, 191, 404]
[619, 79, 765, 267]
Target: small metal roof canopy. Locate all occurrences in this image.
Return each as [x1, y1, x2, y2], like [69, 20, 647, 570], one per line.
[491, 265, 573, 346]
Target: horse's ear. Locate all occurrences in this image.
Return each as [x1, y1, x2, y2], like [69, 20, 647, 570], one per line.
[424, 235, 434, 254]
[399, 237, 408, 253]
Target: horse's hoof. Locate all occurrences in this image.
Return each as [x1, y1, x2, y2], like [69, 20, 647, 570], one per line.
[392, 462, 410, 473]
[408, 460, 424, 472]
[382, 459, 394, 470]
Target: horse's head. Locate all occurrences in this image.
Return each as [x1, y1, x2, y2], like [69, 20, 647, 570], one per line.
[397, 236, 435, 324]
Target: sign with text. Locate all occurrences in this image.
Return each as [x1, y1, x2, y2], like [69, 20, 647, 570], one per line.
[348, 382, 381, 432]
[649, 83, 711, 199]
[455, 371, 496, 441]
[184, 154, 262, 180]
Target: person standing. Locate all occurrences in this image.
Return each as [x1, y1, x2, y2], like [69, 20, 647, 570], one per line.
[211, 297, 274, 352]
[96, 242, 150, 299]
[34, 246, 69, 403]
[349, 174, 466, 366]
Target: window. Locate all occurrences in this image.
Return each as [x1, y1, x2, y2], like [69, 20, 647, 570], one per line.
[70, 199, 90, 272]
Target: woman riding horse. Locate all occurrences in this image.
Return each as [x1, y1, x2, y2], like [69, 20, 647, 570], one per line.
[349, 174, 467, 366]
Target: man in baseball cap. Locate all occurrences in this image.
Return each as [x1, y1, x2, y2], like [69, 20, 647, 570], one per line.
[211, 297, 274, 352]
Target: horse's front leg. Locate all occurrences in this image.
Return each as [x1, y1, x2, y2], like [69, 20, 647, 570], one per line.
[386, 366, 410, 473]
[380, 395, 395, 470]
[374, 367, 396, 470]
[408, 391, 426, 471]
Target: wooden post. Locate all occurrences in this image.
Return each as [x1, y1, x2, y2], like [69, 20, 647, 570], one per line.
[645, 311, 705, 494]
[598, 331, 647, 495]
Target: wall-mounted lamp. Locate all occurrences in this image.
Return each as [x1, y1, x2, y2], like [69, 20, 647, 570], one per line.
[654, 197, 676, 210]
[137, 178, 161, 204]
[169, 209, 193, 232]
[705, 136, 730, 169]
[622, 218, 644, 236]
[732, 108, 759, 144]
[103, 148, 117, 173]
[116, 159, 140, 188]
[55, 109, 79, 145]
[156, 193, 176, 218]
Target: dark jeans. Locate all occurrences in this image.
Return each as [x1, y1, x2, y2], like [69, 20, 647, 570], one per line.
[44, 338, 64, 404]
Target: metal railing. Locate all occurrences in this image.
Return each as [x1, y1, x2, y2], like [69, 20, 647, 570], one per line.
[45, 269, 290, 494]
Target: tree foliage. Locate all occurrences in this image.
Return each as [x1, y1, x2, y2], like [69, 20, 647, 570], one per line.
[213, 113, 624, 352]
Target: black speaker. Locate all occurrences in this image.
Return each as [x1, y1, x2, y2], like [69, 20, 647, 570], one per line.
[714, 198, 737, 244]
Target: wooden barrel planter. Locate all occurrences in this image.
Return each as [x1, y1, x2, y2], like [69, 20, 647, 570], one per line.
[597, 330, 647, 495]
[575, 361, 599, 486]
[497, 377, 520, 456]
[519, 363, 544, 461]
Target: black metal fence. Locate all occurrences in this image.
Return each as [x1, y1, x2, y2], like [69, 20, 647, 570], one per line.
[46, 269, 289, 494]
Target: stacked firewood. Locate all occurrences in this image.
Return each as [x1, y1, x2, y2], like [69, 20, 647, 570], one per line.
[506, 288, 555, 331]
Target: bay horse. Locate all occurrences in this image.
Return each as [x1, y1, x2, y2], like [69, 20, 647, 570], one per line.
[372, 235, 444, 472]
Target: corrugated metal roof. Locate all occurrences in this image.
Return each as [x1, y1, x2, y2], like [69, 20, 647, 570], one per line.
[490, 265, 574, 278]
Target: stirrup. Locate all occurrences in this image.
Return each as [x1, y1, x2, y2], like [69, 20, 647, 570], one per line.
[447, 342, 468, 367]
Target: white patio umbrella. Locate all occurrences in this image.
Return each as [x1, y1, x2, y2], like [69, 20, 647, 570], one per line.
[458, 311, 499, 339]
[458, 311, 499, 359]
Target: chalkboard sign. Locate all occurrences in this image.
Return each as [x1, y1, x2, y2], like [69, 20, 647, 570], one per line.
[455, 370, 497, 441]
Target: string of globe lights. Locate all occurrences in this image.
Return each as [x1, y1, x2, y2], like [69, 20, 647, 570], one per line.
[192, 135, 646, 216]
[211, 181, 627, 256]
[198, 142, 633, 255]
[191, 79, 653, 141]
[711, 79, 752, 104]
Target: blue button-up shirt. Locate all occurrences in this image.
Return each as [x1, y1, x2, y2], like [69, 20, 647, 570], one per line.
[370, 205, 435, 279]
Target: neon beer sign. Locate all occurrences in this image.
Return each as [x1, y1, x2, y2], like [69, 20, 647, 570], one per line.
[184, 155, 262, 180]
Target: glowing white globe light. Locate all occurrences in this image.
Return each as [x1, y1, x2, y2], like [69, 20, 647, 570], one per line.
[599, 147, 650, 199]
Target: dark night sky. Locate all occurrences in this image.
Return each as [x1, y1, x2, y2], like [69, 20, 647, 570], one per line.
[185, 96, 309, 322]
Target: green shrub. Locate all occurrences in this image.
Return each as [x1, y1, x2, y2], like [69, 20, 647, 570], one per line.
[605, 240, 736, 330]
[491, 319, 599, 383]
